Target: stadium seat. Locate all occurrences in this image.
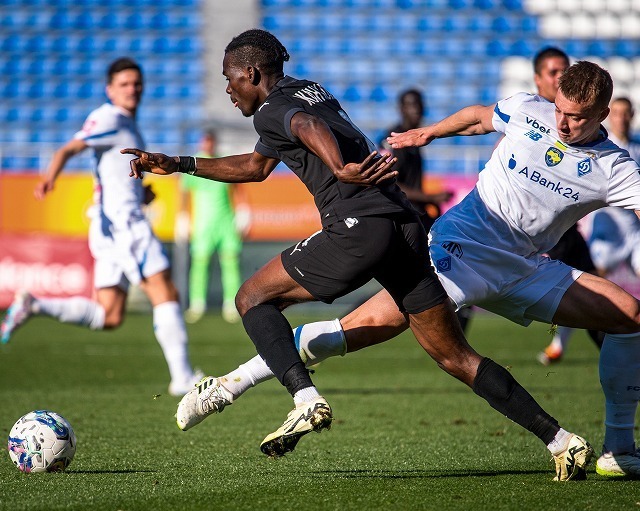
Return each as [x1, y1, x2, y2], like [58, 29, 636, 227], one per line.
[570, 13, 596, 39]
[98, 13, 118, 29]
[150, 12, 170, 29]
[2, 57, 20, 76]
[73, 11, 95, 30]
[510, 38, 536, 56]
[343, 85, 363, 102]
[369, 84, 391, 103]
[49, 11, 70, 30]
[614, 39, 638, 58]
[474, 0, 496, 9]
[152, 37, 171, 54]
[586, 40, 613, 58]
[621, 13, 640, 38]
[5, 107, 19, 122]
[503, 0, 523, 9]
[486, 39, 510, 57]
[522, 0, 555, 14]
[53, 82, 70, 99]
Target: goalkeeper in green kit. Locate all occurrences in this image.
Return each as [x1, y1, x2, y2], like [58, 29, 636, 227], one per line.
[179, 129, 246, 323]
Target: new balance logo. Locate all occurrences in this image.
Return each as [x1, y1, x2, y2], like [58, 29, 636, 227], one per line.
[524, 129, 542, 141]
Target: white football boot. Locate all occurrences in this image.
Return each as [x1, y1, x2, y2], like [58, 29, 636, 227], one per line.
[260, 397, 332, 457]
[1, 291, 34, 344]
[175, 376, 233, 431]
[596, 449, 640, 478]
[552, 434, 594, 481]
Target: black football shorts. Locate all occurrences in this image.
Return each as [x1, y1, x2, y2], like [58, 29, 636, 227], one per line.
[281, 213, 447, 313]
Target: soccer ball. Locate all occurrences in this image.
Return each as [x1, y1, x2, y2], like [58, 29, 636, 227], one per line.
[7, 410, 76, 473]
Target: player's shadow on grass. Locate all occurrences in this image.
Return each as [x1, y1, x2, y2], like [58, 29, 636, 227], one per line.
[319, 387, 471, 396]
[311, 468, 548, 478]
[69, 469, 156, 474]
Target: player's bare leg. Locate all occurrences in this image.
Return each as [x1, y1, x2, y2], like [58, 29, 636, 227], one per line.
[553, 273, 640, 478]
[407, 300, 592, 481]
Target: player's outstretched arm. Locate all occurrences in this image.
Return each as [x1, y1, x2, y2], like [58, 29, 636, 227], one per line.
[387, 104, 496, 149]
[121, 148, 178, 178]
[35, 138, 88, 200]
[122, 148, 280, 183]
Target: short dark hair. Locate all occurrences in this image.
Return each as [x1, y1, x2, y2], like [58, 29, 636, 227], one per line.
[533, 47, 569, 75]
[399, 88, 425, 116]
[203, 128, 218, 141]
[107, 57, 142, 83]
[559, 61, 613, 111]
[611, 97, 633, 110]
[225, 29, 290, 76]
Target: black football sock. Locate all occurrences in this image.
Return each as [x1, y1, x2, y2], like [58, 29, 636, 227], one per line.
[242, 304, 313, 396]
[472, 358, 559, 444]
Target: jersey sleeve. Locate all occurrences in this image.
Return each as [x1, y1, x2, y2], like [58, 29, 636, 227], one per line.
[254, 139, 280, 159]
[606, 155, 640, 210]
[253, 96, 305, 150]
[73, 107, 119, 149]
[492, 92, 532, 134]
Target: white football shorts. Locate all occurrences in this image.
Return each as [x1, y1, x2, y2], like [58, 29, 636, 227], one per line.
[429, 231, 581, 326]
[88, 215, 170, 291]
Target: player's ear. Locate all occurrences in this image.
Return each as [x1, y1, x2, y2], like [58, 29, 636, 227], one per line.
[248, 66, 261, 86]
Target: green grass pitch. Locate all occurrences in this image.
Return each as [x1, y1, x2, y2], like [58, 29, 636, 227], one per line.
[0, 310, 638, 510]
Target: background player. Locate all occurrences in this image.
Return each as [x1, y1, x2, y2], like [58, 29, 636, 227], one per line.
[0, 57, 201, 397]
[179, 129, 245, 324]
[589, 97, 640, 279]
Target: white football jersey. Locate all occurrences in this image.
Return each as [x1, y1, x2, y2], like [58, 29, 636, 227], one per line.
[438, 93, 640, 256]
[74, 103, 145, 226]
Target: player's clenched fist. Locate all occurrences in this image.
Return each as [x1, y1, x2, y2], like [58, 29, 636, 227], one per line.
[121, 148, 178, 178]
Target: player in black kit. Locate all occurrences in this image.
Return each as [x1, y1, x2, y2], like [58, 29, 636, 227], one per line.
[122, 30, 591, 481]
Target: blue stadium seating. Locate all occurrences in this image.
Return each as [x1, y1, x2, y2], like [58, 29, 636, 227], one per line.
[0, 0, 204, 164]
[259, 0, 640, 175]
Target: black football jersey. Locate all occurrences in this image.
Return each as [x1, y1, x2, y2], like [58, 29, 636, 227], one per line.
[253, 76, 413, 226]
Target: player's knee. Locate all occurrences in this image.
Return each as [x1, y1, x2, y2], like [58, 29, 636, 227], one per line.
[235, 285, 258, 317]
[103, 310, 124, 329]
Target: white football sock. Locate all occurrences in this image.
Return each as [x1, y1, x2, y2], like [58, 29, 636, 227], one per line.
[153, 301, 194, 385]
[547, 428, 572, 455]
[219, 356, 274, 399]
[600, 332, 640, 454]
[293, 386, 320, 407]
[295, 319, 347, 363]
[34, 296, 105, 330]
[220, 319, 346, 399]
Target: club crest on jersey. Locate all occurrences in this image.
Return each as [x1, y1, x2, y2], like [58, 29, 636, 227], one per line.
[435, 256, 452, 273]
[577, 158, 592, 177]
[545, 147, 564, 167]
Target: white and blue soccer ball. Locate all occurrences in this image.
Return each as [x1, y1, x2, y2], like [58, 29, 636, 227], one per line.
[7, 410, 76, 473]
